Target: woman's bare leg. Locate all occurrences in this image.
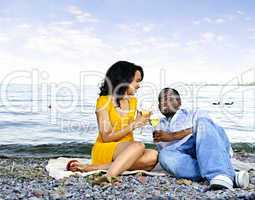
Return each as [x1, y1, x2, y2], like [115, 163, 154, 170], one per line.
[113, 142, 158, 171]
[78, 148, 158, 172]
[106, 141, 145, 176]
[70, 142, 144, 173]
[71, 142, 158, 174]
[69, 162, 111, 172]
[129, 149, 158, 171]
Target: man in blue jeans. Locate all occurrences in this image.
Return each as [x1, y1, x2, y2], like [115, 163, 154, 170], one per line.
[153, 88, 249, 190]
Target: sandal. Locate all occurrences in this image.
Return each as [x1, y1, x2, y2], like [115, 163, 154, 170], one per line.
[92, 175, 119, 185]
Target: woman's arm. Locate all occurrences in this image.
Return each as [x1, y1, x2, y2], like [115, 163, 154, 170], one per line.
[96, 109, 148, 142]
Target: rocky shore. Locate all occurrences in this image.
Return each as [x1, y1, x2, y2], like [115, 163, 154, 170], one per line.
[0, 153, 255, 200]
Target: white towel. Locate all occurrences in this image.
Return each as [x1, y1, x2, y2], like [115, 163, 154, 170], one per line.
[231, 158, 255, 172]
[46, 157, 166, 180]
[46, 157, 255, 180]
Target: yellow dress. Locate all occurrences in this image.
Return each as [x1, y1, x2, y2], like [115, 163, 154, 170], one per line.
[91, 95, 137, 164]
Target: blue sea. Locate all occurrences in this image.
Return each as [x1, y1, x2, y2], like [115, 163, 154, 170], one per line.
[0, 84, 254, 157]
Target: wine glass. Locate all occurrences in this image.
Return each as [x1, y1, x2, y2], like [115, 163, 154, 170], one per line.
[139, 101, 153, 135]
[149, 113, 160, 128]
[149, 113, 161, 148]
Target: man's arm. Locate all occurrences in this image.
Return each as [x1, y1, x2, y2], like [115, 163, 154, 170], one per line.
[153, 128, 192, 142]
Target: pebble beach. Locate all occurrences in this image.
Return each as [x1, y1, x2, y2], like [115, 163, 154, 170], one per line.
[0, 153, 255, 200]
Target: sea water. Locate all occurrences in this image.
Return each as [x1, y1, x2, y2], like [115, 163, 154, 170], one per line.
[0, 84, 254, 157]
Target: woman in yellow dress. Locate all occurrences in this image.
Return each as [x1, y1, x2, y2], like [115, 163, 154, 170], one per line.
[69, 61, 158, 181]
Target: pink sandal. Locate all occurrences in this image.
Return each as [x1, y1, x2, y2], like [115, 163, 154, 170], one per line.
[66, 160, 79, 171]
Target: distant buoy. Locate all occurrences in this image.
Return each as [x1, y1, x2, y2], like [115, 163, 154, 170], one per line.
[48, 105, 52, 109]
[224, 102, 234, 105]
[212, 101, 220, 105]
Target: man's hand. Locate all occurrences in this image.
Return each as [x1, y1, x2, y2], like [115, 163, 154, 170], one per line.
[153, 130, 173, 142]
[153, 128, 192, 143]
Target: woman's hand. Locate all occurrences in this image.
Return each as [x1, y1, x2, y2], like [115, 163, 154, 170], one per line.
[133, 111, 151, 129]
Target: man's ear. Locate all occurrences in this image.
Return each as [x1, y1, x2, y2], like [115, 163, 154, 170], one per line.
[158, 103, 164, 114]
[177, 99, 182, 106]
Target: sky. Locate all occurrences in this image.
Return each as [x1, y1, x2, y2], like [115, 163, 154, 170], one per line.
[0, 0, 255, 86]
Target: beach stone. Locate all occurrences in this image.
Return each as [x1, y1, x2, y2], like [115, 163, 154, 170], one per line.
[1, 157, 255, 199]
[28, 197, 43, 200]
[85, 193, 91, 198]
[5, 194, 17, 200]
[31, 189, 45, 198]
[49, 190, 66, 200]
[138, 176, 146, 184]
[176, 179, 193, 185]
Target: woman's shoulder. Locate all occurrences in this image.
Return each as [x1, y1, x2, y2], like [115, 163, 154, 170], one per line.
[98, 95, 136, 100]
[97, 95, 112, 101]
[97, 95, 136, 104]
[129, 95, 137, 101]
[129, 96, 137, 106]
[96, 95, 112, 110]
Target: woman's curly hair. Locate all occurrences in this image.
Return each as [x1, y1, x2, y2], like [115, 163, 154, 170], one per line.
[99, 61, 144, 107]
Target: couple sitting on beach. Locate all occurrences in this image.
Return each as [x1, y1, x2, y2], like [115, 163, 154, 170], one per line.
[67, 61, 249, 190]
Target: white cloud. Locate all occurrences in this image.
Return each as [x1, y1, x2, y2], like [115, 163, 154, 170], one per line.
[1, 19, 210, 83]
[245, 17, 252, 21]
[201, 32, 215, 42]
[118, 23, 157, 34]
[142, 24, 155, 33]
[0, 7, 251, 85]
[216, 35, 224, 42]
[0, 16, 13, 23]
[237, 10, 245, 15]
[118, 23, 141, 33]
[17, 24, 31, 29]
[195, 11, 252, 26]
[215, 18, 225, 24]
[49, 21, 73, 26]
[194, 17, 226, 25]
[0, 34, 9, 42]
[243, 48, 255, 55]
[224, 14, 235, 21]
[248, 28, 255, 32]
[67, 5, 83, 15]
[185, 40, 201, 49]
[192, 55, 208, 66]
[235, 10, 254, 23]
[240, 48, 255, 68]
[23, 26, 113, 62]
[66, 5, 99, 23]
[192, 20, 201, 25]
[0, 21, 118, 84]
[185, 32, 226, 50]
[203, 17, 212, 23]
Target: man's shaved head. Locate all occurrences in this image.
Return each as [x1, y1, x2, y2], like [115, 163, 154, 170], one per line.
[158, 88, 182, 118]
[158, 88, 181, 102]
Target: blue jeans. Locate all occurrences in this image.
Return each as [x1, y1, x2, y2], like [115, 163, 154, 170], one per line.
[159, 118, 235, 182]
